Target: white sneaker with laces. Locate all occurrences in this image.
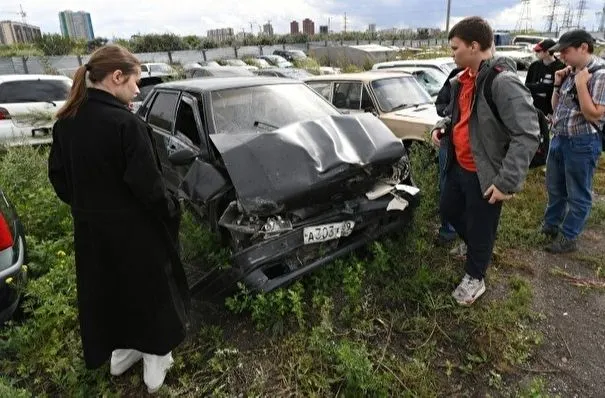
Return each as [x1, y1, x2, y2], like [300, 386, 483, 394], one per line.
[452, 274, 485, 306]
[110, 349, 143, 376]
[143, 351, 174, 394]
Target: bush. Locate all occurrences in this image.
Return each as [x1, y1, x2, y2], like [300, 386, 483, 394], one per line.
[292, 57, 320, 74]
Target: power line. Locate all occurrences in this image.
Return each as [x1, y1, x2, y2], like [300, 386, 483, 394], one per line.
[600, 1, 605, 32]
[516, 0, 532, 32]
[575, 0, 587, 28]
[545, 0, 560, 32]
[561, 0, 575, 29]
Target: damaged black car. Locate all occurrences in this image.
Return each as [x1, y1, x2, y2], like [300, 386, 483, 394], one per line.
[137, 77, 420, 293]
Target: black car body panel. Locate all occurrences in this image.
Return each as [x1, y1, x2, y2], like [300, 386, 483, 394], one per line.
[209, 114, 405, 215]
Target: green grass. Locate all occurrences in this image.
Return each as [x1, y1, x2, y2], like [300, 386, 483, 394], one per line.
[1, 142, 604, 395]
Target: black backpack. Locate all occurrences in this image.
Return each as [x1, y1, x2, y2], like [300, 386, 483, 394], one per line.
[483, 65, 551, 168]
[568, 65, 605, 151]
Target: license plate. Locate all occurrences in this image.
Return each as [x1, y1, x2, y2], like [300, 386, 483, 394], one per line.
[303, 221, 355, 245]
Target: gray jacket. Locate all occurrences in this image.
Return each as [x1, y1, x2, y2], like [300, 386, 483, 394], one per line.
[441, 57, 540, 194]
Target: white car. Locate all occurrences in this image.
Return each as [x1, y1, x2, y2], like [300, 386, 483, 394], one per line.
[494, 45, 536, 71]
[140, 63, 176, 77]
[372, 57, 457, 75]
[372, 66, 447, 100]
[0, 74, 72, 146]
[222, 59, 259, 71]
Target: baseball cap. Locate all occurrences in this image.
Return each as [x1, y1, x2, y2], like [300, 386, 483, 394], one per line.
[533, 39, 556, 52]
[549, 29, 594, 52]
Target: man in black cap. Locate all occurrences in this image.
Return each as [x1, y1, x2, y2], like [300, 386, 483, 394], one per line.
[525, 38, 566, 116]
[542, 29, 604, 253]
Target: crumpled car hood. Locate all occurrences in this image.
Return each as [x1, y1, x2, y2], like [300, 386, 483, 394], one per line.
[210, 113, 405, 215]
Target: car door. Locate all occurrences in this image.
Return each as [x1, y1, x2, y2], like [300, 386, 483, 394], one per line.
[169, 94, 209, 188]
[332, 81, 363, 113]
[145, 89, 180, 191]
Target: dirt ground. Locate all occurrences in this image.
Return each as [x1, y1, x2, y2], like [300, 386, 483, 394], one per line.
[510, 225, 605, 397]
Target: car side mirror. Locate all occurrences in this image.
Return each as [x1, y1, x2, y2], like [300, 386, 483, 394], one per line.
[168, 147, 199, 166]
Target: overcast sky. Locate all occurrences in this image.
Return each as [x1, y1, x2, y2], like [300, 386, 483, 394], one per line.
[3, 0, 604, 38]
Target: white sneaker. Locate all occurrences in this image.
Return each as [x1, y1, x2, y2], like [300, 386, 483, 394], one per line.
[452, 274, 486, 306]
[110, 349, 143, 376]
[143, 352, 174, 394]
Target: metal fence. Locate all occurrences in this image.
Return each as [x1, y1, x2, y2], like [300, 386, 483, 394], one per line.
[0, 38, 449, 76]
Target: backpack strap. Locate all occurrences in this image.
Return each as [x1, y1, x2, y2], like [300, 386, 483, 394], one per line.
[569, 64, 605, 133]
[483, 65, 504, 124]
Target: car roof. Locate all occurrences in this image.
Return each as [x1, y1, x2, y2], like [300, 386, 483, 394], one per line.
[156, 76, 300, 93]
[305, 71, 414, 83]
[0, 74, 72, 83]
[376, 58, 453, 68]
[374, 66, 428, 73]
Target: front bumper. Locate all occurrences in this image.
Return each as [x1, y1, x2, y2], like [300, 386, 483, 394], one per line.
[0, 237, 26, 324]
[228, 189, 420, 292]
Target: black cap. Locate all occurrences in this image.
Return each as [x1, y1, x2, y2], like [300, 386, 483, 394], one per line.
[533, 39, 556, 52]
[550, 29, 594, 52]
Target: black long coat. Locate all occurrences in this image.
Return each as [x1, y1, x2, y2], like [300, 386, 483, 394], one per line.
[48, 88, 190, 369]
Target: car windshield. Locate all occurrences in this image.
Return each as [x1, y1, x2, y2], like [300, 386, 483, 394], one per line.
[204, 61, 221, 67]
[226, 59, 247, 67]
[371, 76, 432, 112]
[413, 69, 447, 96]
[211, 83, 340, 134]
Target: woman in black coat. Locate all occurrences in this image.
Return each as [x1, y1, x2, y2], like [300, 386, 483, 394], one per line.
[48, 45, 190, 393]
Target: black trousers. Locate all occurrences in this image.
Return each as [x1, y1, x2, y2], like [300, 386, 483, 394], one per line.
[440, 162, 503, 279]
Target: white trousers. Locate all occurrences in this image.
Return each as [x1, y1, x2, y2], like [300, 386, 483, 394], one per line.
[110, 349, 174, 393]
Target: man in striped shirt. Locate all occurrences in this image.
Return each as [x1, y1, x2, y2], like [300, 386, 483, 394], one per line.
[542, 29, 604, 253]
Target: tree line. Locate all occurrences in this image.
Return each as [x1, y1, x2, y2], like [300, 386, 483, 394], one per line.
[0, 29, 447, 57]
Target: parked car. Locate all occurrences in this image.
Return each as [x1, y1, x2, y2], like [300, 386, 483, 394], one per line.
[0, 74, 72, 146]
[0, 188, 27, 325]
[140, 62, 177, 77]
[305, 72, 440, 144]
[273, 49, 307, 62]
[373, 67, 447, 100]
[372, 57, 457, 75]
[259, 55, 293, 69]
[248, 58, 273, 69]
[254, 68, 313, 80]
[221, 59, 258, 71]
[494, 45, 536, 70]
[131, 76, 169, 113]
[512, 35, 548, 47]
[199, 60, 221, 67]
[136, 77, 419, 293]
[189, 66, 255, 78]
[319, 66, 341, 75]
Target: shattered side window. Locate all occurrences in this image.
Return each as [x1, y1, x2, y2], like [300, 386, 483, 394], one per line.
[210, 83, 339, 135]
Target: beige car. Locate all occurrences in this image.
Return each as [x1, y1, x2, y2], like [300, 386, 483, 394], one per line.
[305, 72, 440, 144]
